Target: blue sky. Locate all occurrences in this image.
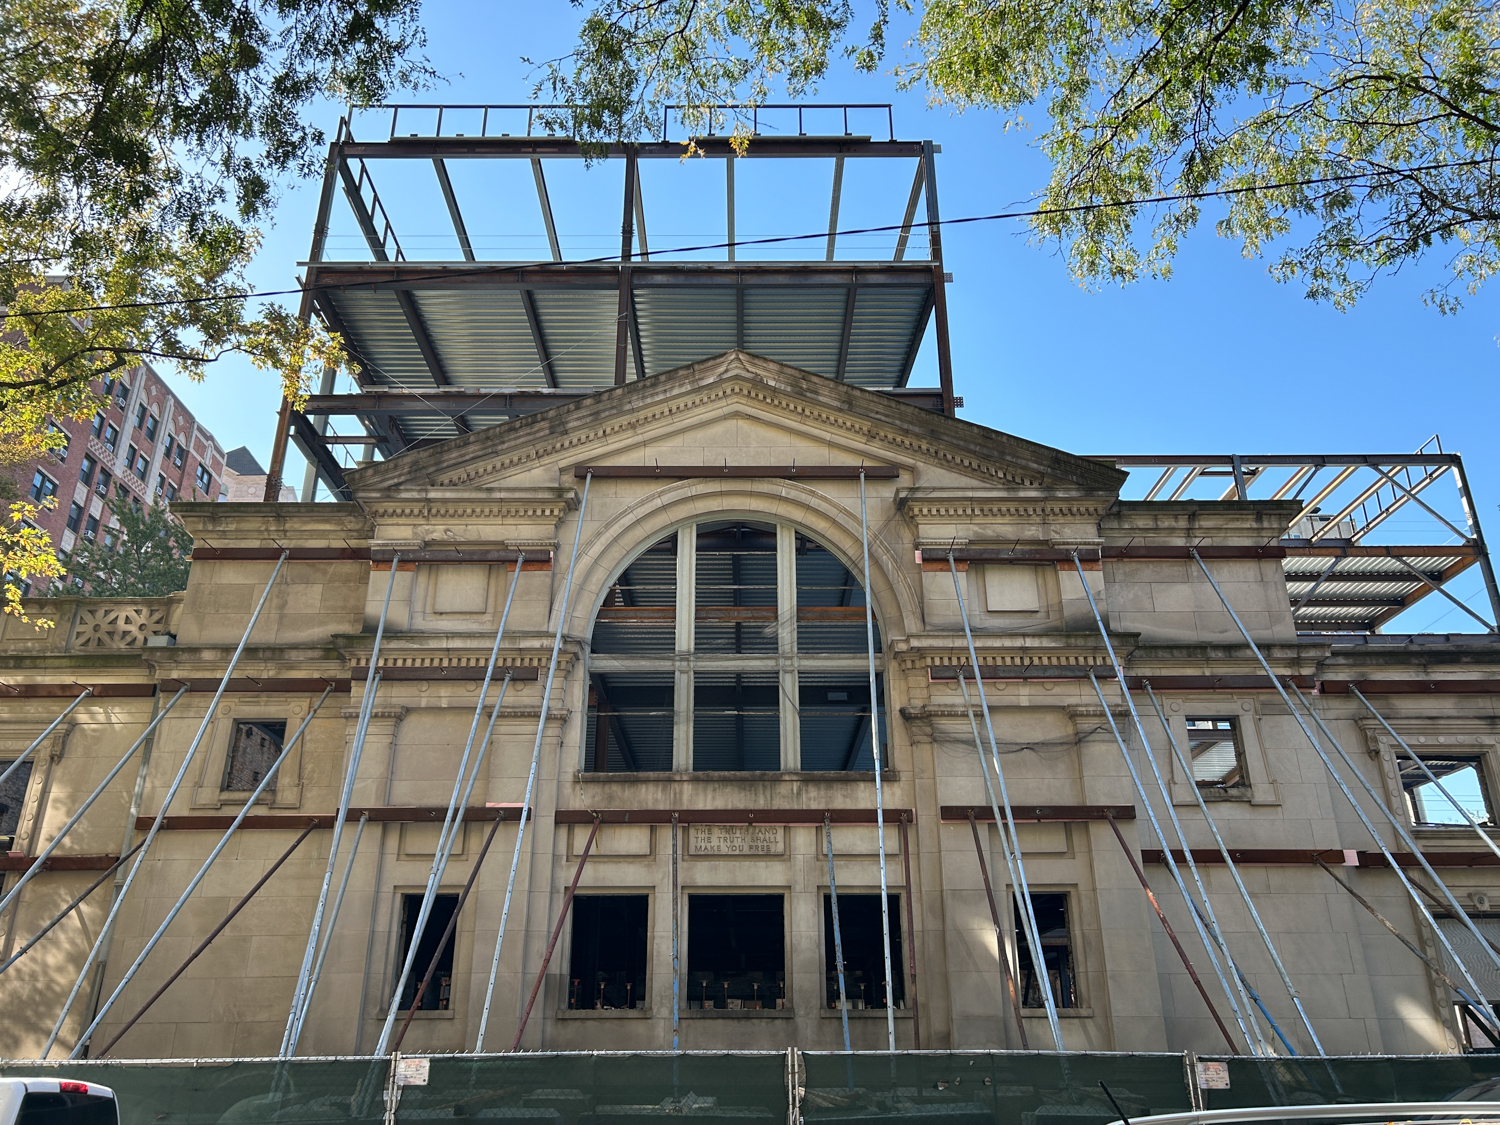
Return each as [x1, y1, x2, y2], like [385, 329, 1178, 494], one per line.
[163, 2, 1500, 631]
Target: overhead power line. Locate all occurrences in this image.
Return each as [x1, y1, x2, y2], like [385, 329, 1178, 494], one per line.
[2, 155, 1492, 323]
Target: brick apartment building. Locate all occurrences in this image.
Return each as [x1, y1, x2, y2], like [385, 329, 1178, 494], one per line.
[10, 363, 225, 592]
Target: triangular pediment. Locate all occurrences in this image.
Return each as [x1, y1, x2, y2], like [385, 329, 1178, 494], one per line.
[344, 351, 1125, 504]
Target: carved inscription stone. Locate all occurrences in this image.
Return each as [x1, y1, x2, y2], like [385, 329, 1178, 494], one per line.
[688, 824, 785, 856]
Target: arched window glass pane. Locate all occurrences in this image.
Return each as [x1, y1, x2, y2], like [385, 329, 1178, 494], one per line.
[696, 522, 778, 654]
[693, 671, 780, 770]
[585, 672, 674, 772]
[798, 672, 885, 772]
[795, 534, 880, 653]
[592, 533, 677, 655]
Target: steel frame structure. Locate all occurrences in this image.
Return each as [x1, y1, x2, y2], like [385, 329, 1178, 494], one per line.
[1094, 448, 1500, 635]
[266, 103, 956, 502]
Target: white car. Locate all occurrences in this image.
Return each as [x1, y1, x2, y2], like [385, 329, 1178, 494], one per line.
[0, 1079, 118, 1125]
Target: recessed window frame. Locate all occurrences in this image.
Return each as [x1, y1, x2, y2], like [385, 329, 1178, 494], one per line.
[1399, 752, 1495, 828]
[585, 521, 886, 774]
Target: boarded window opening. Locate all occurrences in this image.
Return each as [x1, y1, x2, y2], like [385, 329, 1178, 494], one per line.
[568, 894, 649, 1009]
[687, 894, 785, 1009]
[1401, 755, 1493, 826]
[1186, 717, 1246, 788]
[397, 892, 458, 1011]
[822, 893, 905, 1009]
[1015, 892, 1077, 1009]
[223, 720, 286, 791]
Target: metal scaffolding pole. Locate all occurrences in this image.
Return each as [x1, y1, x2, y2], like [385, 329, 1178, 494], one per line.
[375, 558, 525, 1054]
[1351, 686, 1500, 865]
[94, 819, 320, 1057]
[71, 682, 334, 1055]
[0, 687, 188, 935]
[1289, 678, 1500, 983]
[857, 471, 897, 1050]
[824, 815, 852, 1052]
[1142, 682, 1326, 1055]
[475, 473, 593, 1051]
[282, 555, 402, 1057]
[1102, 812, 1239, 1053]
[290, 811, 369, 1051]
[671, 811, 680, 1052]
[966, 811, 1027, 1048]
[1070, 556, 1261, 1053]
[948, 555, 1064, 1049]
[0, 689, 93, 790]
[1190, 550, 1500, 1029]
[510, 816, 601, 1051]
[45, 551, 289, 1058]
[0, 838, 146, 976]
[899, 814, 921, 1050]
[1086, 669, 1260, 1054]
[390, 804, 514, 1052]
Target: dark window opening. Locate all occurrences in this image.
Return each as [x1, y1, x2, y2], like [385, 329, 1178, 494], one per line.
[584, 673, 673, 772]
[568, 895, 649, 1010]
[593, 532, 677, 655]
[0, 759, 33, 849]
[1015, 893, 1077, 1009]
[695, 522, 777, 655]
[223, 720, 286, 791]
[79, 454, 96, 486]
[94, 469, 112, 498]
[30, 471, 56, 502]
[795, 535, 880, 653]
[17, 1091, 119, 1125]
[83, 515, 99, 542]
[1401, 755, 1493, 826]
[687, 894, 785, 1010]
[65, 502, 83, 532]
[823, 893, 904, 1009]
[799, 673, 885, 772]
[102, 423, 118, 452]
[144, 414, 159, 442]
[1186, 717, 1246, 788]
[134, 403, 147, 429]
[397, 892, 458, 1010]
[693, 672, 779, 770]
[90, 413, 105, 439]
[196, 464, 212, 493]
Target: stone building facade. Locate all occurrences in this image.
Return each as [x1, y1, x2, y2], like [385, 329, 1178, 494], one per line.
[1, 352, 1498, 1061]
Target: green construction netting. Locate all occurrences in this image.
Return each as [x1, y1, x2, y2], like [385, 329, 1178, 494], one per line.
[799, 1052, 1191, 1125]
[0, 1059, 390, 1125]
[393, 1053, 789, 1125]
[1198, 1054, 1500, 1107]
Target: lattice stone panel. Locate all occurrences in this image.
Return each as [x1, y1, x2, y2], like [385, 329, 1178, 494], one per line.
[71, 604, 171, 649]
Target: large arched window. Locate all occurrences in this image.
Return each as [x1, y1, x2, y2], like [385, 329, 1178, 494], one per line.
[586, 521, 885, 773]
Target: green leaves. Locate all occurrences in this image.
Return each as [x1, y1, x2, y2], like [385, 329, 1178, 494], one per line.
[556, 0, 1500, 308]
[60, 497, 193, 598]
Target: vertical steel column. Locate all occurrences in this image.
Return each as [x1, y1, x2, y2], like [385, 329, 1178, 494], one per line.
[375, 560, 526, 1053]
[510, 816, 602, 1051]
[94, 819, 320, 1057]
[824, 815, 852, 1052]
[46, 551, 289, 1058]
[73, 683, 334, 1055]
[1352, 686, 1500, 864]
[615, 154, 637, 386]
[966, 811, 1027, 1048]
[0, 687, 187, 927]
[921, 140, 955, 416]
[858, 472, 896, 1050]
[898, 814, 920, 1049]
[948, 555, 1064, 1049]
[1143, 683, 1325, 1054]
[726, 157, 736, 263]
[1190, 550, 1500, 1028]
[0, 689, 93, 790]
[476, 473, 593, 1050]
[282, 556, 402, 1056]
[1452, 457, 1500, 629]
